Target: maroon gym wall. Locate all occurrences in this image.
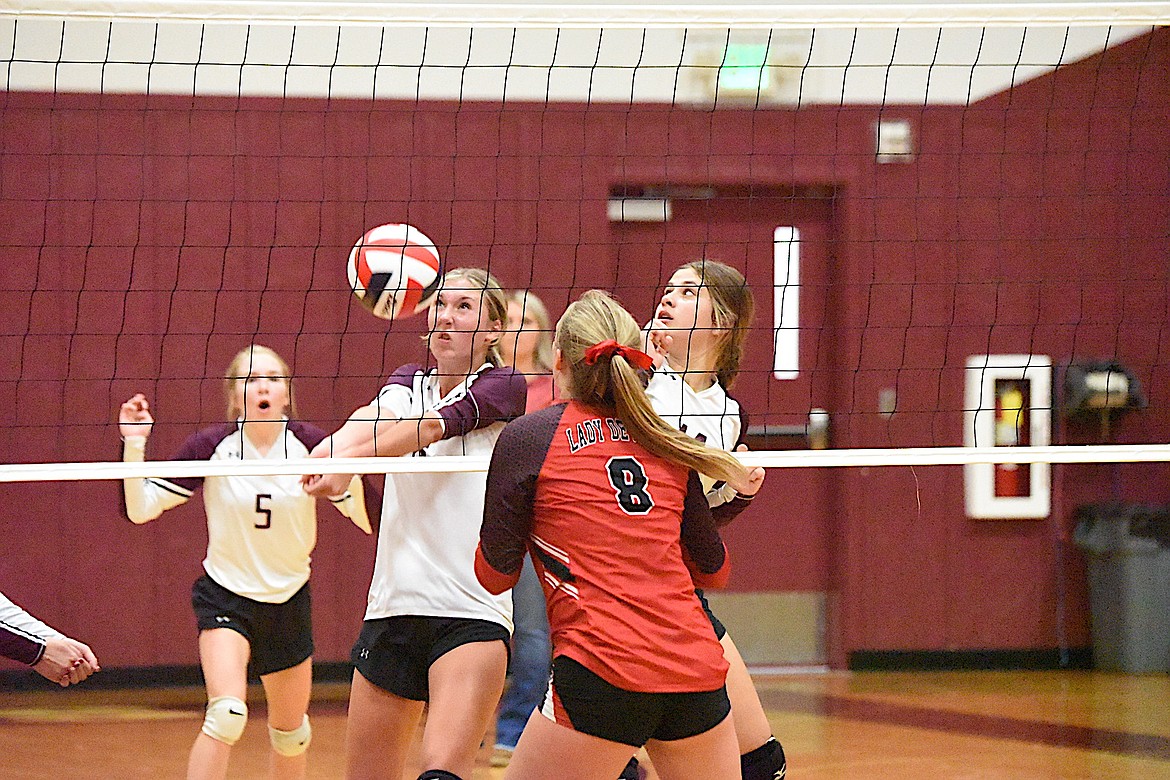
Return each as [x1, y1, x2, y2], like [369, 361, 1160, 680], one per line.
[1, 28, 1166, 671]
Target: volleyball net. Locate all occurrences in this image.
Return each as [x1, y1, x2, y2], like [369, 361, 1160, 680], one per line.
[1, 1, 1168, 489]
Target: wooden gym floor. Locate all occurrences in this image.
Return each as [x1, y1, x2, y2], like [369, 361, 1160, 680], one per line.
[3, 669, 1170, 778]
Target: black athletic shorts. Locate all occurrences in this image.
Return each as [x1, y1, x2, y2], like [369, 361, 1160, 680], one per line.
[544, 655, 731, 747]
[352, 615, 510, 702]
[191, 574, 313, 677]
[695, 588, 727, 640]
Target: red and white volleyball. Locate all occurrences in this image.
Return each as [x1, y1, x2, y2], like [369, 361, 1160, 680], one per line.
[348, 223, 442, 320]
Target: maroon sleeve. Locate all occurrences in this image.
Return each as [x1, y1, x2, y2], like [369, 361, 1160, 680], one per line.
[680, 470, 730, 588]
[710, 397, 751, 527]
[386, 363, 423, 389]
[145, 422, 235, 496]
[287, 420, 328, 452]
[476, 404, 564, 594]
[437, 366, 528, 440]
[0, 623, 45, 666]
[166, 423, 233, 491]
[733, 400, 748, 449]
[710, 494, 755, 528]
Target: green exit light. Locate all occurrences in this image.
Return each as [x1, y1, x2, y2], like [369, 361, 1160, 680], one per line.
[719, 43, 770, 92]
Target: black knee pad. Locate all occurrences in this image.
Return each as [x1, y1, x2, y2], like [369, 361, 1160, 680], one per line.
[417, 771, 462, 780]
[618, 755, 641, 780]
[741, 737, 786, 780]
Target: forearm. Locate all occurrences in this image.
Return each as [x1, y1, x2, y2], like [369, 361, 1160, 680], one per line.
[121, 436, 186, 523]
[316, 411, 379, 458]
[710, 493, 755, 527]
[372, 415, 444, 456]
[327, 414, 444, 459]
[329, 475, 373, 533]
[0, 627, 46, 665]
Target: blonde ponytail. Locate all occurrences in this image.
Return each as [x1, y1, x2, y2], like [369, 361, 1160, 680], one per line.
[557, 291, 749, 488]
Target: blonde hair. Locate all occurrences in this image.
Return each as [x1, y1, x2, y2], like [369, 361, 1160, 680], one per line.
[508, 289, 555, 373]
[434, 267, 509, 367]
[680, 259, 754, 389]
[556, 290, 749, 487]
[224, 344, 294, 419]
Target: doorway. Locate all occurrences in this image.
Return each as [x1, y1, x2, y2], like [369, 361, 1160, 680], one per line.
[610, 185, 840, 666]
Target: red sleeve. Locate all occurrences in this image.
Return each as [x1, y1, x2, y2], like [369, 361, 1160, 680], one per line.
[682, 544, 730, 589]
[475, 544, 520, 595]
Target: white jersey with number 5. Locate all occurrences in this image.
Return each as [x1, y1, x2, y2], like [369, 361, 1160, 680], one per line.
[123, 419, 369, 603]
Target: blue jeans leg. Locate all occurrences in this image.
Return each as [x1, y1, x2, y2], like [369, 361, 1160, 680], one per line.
[494, 557, 551, 750]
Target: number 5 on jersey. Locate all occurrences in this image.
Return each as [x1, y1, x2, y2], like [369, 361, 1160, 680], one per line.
[255, 493, 272, 529]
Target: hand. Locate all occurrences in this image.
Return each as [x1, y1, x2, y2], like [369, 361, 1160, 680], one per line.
[733, 466, 766, 498]
[34, 637, 99, 687]
[119, 394, 154, 439]
[641, 322, 671, 369]
[300, 440, 355, 498]
[730, 444, 765, 497]
[302, 472, 355, 499]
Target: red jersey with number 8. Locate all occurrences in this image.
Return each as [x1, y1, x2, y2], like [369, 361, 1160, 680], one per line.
[476, 400, 729, 693]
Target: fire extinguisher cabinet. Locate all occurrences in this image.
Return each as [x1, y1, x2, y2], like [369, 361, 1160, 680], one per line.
[963, 354, 1052, 519]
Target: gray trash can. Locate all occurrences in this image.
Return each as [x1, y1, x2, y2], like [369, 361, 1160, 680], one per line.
[1074, 504, 1170, 673]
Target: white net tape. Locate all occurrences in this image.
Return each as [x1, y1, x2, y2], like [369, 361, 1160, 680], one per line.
[3, 445, 1170, 483]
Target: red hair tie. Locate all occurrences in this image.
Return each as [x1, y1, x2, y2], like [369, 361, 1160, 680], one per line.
[583, 339, 655, 371]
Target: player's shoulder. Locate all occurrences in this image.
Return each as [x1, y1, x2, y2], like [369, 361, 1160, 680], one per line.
[386, 363, 426, 386]
[499, 402, 566, 440]
[164, 421, 237, 463]
[494, 403, 567, 463]
[286, 420, 329, 449]
[185, 422, 238, 451]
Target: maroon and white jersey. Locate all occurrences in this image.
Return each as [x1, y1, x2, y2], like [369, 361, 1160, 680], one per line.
[123, 419, 370, 603]
[0, 591, 63, 666]
[367, 363, 527, 630]
[646, 363, 753, 526]
[476, 401, 730, 693]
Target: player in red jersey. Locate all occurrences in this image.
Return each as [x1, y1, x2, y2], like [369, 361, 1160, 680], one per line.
[640, 259, 788, 779]
[476, 290, 764, 780]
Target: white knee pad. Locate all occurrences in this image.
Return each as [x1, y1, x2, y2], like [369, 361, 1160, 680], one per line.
[269, 715, 312, 757]
[201, 696, 248, 746]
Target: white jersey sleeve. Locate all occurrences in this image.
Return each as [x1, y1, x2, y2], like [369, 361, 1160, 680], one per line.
[329, 475, 373, 534]
[0, 591, 63, 642]
[122, 435, 190, 523]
